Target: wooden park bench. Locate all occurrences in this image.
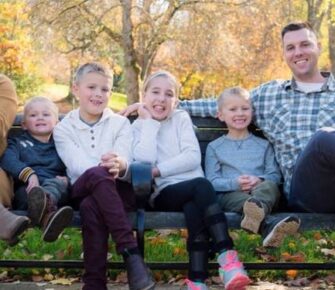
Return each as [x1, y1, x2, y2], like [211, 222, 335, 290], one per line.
[1, 114, 335, 271]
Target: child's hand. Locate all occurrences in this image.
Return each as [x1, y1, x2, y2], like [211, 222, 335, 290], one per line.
[26, 174, 40, 193]
[118, 103, 141, 116]
[56, 176, 69, 187]
[152, 167, 161, 177]
[237, 175, 252, 192]
[137, 104, 152, 119]
[100, 152, 127, 178]
[238, 175, 262, 192]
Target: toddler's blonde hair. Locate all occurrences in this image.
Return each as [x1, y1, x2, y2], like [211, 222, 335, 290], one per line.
[24, 96, 59, 120]
[217, 87, 250, 110]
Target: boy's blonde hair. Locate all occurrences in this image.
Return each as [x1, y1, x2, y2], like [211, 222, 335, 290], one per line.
[142, 70, 180, 98]
[23, 96, 59, 119]
[217, 87, 250, 110]
[73, 62, 113, 85]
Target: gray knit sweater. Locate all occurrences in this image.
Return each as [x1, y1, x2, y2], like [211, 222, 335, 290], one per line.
[205, 133, 281, 192]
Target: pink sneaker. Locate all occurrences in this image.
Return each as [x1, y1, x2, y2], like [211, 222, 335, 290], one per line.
[218, 250, 251, 290]
[185, 279, 208, 290]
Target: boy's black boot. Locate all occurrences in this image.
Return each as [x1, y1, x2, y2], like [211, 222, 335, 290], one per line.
[41, 193, 73, 242]
[122, 248, 155, 290]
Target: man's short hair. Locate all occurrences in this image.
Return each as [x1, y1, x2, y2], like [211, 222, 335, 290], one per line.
[281, 22, 316, 39]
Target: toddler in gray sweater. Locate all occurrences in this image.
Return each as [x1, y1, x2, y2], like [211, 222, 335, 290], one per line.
[205, 87, 300, 248]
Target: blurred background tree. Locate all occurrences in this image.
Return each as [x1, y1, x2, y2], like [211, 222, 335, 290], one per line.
[0, 0, 42, 101]
[1, 0, 334, 105]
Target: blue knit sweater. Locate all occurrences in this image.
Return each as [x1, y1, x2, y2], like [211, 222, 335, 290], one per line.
[0, 131, 66, 184]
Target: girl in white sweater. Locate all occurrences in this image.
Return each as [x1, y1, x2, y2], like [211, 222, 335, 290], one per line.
[132, 71, 250, 290]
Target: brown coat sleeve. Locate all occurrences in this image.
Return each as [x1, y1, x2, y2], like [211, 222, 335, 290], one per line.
[0, 74, 17, 156]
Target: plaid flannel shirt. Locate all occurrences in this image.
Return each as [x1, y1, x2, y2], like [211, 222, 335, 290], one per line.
[179, 72, 335, 197]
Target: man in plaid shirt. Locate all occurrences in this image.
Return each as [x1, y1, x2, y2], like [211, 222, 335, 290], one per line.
[122, 22, 335, 214]
[179, 22, 335, 214]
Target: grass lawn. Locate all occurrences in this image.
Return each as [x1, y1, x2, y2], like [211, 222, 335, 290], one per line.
[0, 228, 334, 283]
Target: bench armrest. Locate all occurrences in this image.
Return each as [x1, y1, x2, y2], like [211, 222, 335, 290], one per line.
[130, 161, 153, 207]
[130, 161, 153, 256]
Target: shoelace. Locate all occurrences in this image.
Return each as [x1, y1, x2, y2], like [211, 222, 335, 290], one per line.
[184, 278, 203, 290]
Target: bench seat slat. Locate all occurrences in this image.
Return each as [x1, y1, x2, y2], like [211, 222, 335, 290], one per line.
[12, 211, 335, 231]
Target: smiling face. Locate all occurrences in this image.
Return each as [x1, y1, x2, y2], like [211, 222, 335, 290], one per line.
[282, 28, 322, 82]
[22, 101, 58, 142]
[72, 72, 112, 124]
[142, 75, 178, 121]
[218, 94, 252, 137]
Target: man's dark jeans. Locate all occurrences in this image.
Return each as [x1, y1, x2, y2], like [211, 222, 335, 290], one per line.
[290, 128, 335, 213]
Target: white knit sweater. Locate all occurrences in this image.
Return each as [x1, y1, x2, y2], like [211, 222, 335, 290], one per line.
[132, 109, 204, 199]
[53, 108, 132, 184]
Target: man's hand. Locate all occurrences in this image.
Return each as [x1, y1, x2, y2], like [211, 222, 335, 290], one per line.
[118, 103, 141, 117]
[26, 174, 39, 193]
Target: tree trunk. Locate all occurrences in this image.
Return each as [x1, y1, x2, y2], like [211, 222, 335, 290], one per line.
[121, 0, 141, 104]
[306, 0, 325, 34]
[329, 1, 335, 75]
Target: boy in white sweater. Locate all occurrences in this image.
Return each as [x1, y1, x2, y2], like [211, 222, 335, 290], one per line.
[53, 62, 154, 290]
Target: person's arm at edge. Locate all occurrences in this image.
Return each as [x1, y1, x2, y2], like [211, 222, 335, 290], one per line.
[0, 75, 18, 155]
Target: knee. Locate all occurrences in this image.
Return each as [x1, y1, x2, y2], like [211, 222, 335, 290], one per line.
[83, 166, 115, 184]
[311, 128, 335, 151]
[84, 166, 109, 178]
[193, 177, 215, 192]
[259, 180, 279, 192]
[0, 169, 13, 207]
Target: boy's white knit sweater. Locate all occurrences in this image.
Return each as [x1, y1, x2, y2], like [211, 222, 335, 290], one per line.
[54, 108, 132, 184]
[132, 109, 204, 199]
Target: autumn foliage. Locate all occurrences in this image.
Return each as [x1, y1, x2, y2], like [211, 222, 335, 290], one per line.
[0, 0, 42, 100]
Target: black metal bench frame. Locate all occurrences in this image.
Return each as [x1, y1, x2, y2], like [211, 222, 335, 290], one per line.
[1, 115, 335, 271]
